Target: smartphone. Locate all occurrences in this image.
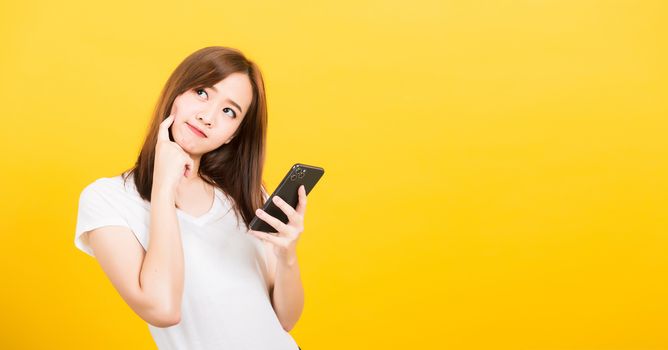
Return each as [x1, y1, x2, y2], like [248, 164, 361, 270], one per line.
[249, 163, 325, 234]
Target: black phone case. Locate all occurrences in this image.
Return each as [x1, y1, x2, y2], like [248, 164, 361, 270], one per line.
[249, 163, 325, 233]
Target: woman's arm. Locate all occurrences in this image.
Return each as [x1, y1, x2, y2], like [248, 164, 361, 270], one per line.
[136, 113, 190, 325]
[252, 185, 309, 332]
[88, 187, 184, 328]
[139, 187, 185, 322]
[271, 251, 304, 332]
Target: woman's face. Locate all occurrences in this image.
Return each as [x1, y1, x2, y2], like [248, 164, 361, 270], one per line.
[169, 72, 253, 156]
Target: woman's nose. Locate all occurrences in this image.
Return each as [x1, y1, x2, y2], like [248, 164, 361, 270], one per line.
[197, 113, 212, 125]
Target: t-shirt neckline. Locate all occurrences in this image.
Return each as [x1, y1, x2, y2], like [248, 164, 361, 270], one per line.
[176, 187, 224, 226]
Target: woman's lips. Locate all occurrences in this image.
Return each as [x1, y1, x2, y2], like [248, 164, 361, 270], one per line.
[186, 123, 207, 138]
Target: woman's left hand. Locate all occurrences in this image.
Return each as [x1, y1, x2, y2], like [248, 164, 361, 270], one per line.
[247, 185, 307, 262]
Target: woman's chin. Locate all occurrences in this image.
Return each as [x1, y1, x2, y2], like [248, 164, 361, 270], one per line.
[181, 145, 198, 156]
[177, 138, 214, 156]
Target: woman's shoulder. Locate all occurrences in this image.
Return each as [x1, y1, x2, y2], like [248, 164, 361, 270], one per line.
[80, 172, 140, 201]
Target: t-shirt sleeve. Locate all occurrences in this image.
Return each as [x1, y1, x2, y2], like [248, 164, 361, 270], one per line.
[74, 181, 131, 257]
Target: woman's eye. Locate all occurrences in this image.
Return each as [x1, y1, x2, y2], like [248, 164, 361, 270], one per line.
[195, 88, 235, 118]
[223, 107, 237, 118]
[196, 88, 208, 99]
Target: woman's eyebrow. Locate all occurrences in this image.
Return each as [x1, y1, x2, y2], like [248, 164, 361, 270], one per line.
[209, 86, 243, 113]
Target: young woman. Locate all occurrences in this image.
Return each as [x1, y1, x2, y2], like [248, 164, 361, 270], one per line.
[74, 46, 305, 349]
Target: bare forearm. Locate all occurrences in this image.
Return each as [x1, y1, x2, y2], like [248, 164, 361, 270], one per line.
[272, 252, 304, 331]
[140, 187, 184, 315]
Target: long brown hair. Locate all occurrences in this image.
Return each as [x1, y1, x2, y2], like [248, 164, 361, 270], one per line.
[121, 46, 268, 230]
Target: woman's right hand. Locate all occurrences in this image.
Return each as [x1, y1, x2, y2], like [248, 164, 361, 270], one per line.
[153, 115, 194, 194]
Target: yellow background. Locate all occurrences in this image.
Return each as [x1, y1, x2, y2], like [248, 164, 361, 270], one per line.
[1, 0, 666, 349]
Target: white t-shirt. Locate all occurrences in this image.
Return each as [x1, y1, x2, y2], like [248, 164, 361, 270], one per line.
[74, 172, 300, 350]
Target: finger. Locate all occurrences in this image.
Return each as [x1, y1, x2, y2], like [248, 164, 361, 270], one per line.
[295, 185, 307, 216]
[271, 195, 299, 221]
[184, 158, 194, 178]
[255, 208, 290, 233]
[248, 229, 282, 245]
[157, 115, 174, 142]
